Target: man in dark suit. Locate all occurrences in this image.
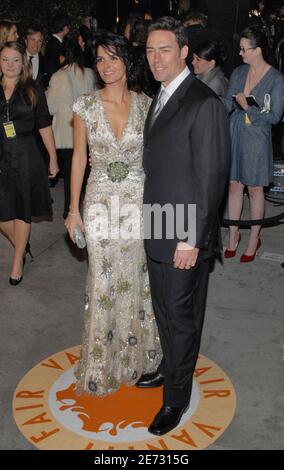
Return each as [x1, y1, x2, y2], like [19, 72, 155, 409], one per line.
[136, 16, 230, 436]
[182, 11, 223, 67]
[25, 25, 48, 89]
[44, 13, 70, 84]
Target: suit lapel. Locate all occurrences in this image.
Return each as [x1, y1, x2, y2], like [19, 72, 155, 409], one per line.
[145, 74, 196, 142]
[144, 92, 159, 144]
[38, 53, 45, 74]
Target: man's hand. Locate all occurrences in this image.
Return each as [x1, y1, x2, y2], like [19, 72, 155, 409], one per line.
[173, 242, 199, 269]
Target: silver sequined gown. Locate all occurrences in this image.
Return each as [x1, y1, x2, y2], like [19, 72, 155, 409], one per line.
[73, 90, 161, 396]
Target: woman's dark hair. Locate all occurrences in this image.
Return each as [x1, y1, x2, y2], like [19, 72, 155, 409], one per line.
[129, 19, 152, 47]
[120, 13, 144, 38]
[93, 32, 142, 91]
[0, 41, 37, 106]
[79, 24, 92, 43]
[61, 32, 85, 72]
[193, 41, 227, 66]
[148, 16, 188, 49]
[240, 25, 269, 62]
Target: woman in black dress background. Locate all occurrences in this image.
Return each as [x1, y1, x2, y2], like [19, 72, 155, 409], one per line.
[0, 42, 58, 285]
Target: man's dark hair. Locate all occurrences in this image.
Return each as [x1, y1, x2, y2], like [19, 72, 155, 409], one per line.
[147, 16, 188, 48]
[24, 24, 43, 39]
[51, 13, 70, 34]
[183, 11, 208, 27]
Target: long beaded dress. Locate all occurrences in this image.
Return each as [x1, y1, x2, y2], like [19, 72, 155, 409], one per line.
[73, 90, 161, 396]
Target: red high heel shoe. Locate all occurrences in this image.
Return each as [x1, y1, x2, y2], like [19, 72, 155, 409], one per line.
[224, 233, 241, 258]
[240, 239, 261, 263]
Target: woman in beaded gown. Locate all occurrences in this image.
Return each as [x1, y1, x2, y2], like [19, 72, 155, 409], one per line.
[65, 33, 161, 397]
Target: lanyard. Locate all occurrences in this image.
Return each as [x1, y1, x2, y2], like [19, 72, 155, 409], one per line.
[6, 99, 10, 121]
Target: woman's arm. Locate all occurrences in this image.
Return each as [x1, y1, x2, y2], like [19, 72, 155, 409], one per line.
[38, 126, 59, 177]
[221, 68, 240, 113]
[64, 112, 87, 236]
[246, 74, 284, 126]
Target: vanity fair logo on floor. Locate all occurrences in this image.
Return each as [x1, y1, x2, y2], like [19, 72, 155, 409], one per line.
[13, 346, 236, 450]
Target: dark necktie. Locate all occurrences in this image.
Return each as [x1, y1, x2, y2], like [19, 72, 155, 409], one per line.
[150, 89, 166, 127]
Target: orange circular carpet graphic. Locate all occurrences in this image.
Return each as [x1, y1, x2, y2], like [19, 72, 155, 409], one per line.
[13, 346, 236, 450]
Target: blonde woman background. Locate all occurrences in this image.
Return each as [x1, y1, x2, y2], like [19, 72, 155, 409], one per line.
[0, 42, 58, 285]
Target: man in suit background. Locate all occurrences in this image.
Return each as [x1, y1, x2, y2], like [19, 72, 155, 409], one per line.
[24, 25, 47, 89]
[197, 0, 250, 75]
[44, 13, 70, 85]
[137, 16, 230, 436]
[182, 11, 223, 67]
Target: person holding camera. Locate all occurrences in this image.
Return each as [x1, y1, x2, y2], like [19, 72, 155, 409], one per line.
[223, 26, 284, 262]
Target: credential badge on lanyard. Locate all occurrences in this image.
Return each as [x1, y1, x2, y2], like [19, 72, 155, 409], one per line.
[3, 100, 16, 138]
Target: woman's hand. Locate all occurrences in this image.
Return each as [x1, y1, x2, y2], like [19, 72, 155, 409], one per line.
[49, 158, 59, 178]
[234, 92, 248, 111]
[64, 212, 84, 243]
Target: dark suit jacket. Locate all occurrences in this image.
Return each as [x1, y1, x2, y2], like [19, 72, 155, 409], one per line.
[44, 36, 63, 83]
[143, 73, 231, 264]
[36, 52, 49, 89]
[186, 25, 223, 67]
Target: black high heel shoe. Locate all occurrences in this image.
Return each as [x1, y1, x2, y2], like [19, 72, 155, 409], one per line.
[9, 258, 24, 285]
[9, 244, 32, 286]
[25, 242, 34, 260]
[9, 275, 23, 286]
[9, 257, 24, 286]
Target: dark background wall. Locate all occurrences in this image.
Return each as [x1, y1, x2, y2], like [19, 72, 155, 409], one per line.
[0, 1, 279, 34]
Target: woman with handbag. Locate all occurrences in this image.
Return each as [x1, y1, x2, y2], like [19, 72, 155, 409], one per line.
[223, 26, 284, 262]
[65, 32, 161, 397]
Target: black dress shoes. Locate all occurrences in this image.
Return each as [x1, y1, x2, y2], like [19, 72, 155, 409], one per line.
[135, 370, 164, 388]
[148, 405, 187, 436]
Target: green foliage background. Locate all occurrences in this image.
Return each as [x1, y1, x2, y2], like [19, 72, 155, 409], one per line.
[0, 0, 94, 36]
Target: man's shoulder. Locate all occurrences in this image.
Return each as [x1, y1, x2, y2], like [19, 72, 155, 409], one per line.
[183, 75, 219, 103]
[45, 36, 62, 52]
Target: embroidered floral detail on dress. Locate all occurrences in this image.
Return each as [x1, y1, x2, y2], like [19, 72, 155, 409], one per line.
[139, 310, 145, 320]
[107, 161, 129, 182]
[101, 257, 112, 278]
[128, 336, 138, 346]
[117, 279, 131, 294]
[99, 294, 115, 310]
[88, 381, 97, 392]
[91, 345, 103, 359]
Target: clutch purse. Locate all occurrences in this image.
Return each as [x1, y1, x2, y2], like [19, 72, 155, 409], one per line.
[73, 226, 86, 249]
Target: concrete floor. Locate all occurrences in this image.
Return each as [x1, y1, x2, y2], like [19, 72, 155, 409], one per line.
[0, 180, 283, 450]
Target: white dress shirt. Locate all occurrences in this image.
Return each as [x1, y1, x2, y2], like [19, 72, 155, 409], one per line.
[157, 66, 196, 253]
[53, 33, 63, 43]
[159, 66, 190, 107]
